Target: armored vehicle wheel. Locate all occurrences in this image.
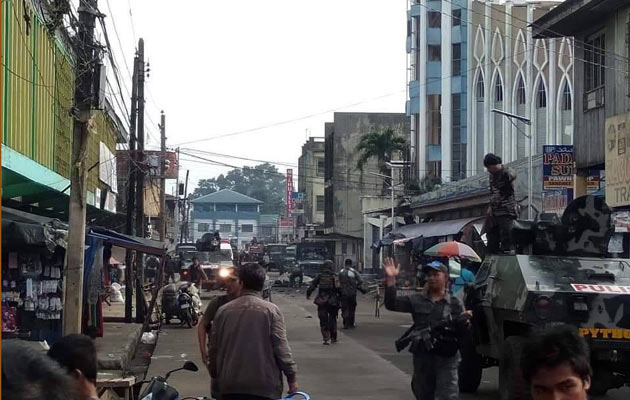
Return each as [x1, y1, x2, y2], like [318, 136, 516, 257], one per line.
[458, 332, 483, 393]
[499, 336, 531, 400]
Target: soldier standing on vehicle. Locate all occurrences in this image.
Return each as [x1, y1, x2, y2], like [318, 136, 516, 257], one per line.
[384, 258, 471, 400]
[339, 259, 367, 329]
[307, 260, 342, 345]
[483, 153, 518, 254]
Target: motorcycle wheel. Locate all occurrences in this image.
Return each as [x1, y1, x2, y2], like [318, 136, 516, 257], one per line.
[182, 309, 193, 328]
[191, 311, 199, 327]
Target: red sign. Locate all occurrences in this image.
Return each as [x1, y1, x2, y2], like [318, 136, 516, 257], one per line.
[571, 284, 630, 294]
[286, 169, 294, 217]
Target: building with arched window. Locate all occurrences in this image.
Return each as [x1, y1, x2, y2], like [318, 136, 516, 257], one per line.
[406, 0, 574, 184]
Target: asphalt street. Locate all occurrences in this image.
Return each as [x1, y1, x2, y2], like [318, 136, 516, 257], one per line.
[146, 285, 630, 399]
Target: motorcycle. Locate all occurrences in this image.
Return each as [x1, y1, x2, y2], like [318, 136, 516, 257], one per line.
[161, 282, 201, 328]
[138, 361, 311, 400]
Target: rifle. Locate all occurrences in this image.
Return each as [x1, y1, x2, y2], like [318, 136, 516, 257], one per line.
[395, 315, 467, 355]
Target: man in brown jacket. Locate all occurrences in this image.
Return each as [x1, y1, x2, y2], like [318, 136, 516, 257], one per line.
[210, 263, 298, 400]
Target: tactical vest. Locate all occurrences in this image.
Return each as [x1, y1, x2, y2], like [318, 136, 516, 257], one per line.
[319, 272, 338, 290]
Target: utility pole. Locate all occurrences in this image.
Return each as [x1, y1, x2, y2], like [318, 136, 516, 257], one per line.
[180, 170, 190, 242]
[64, 0, 99, 335]
[159, 111, 166, 241]
[135, 38, 146, 323]
[124, 52, 139, 322]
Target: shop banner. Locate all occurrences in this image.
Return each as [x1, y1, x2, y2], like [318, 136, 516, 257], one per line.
[291, 192, 305, 214]
[286, 169, 294, 217]
[542, 145, 574, 190]
[542, 189, 573, 216]
[612, 211, 630, 233]
[605, 114, 630, 207]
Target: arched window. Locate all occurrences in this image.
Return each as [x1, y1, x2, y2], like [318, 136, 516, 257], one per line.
[562, 81, 572, 111]
[495, 75, 504, 102]
[516, 75, 526, 105]
[476, 71, 484, 100]
[536, 79, 547, 108]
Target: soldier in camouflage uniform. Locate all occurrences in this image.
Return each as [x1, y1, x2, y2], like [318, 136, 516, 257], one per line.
[339, 259, 367, 329]
[306, 260, 342, 345]
[384, 258, 471, 400]
[484, 153, 518, 254]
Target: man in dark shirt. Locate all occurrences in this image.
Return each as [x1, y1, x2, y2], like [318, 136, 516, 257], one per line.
[384, 258, 471, 400]
[484, 153, 518, 253]
[339, 259, 367, 329]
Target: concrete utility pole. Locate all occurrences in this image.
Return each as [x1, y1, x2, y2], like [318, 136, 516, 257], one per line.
[180, 170, 190, 242]
[135, 38, 146, 323]
[124, 52, 139, 322]
[159, 111, 166, 241]
[64, 0, 99, 335]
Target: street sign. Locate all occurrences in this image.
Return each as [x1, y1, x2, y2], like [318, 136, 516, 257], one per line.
[605, 113, 630, 207]
[291, 191, 304, 214]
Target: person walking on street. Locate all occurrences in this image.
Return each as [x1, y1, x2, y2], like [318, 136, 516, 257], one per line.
[483, 153, 518, 254]
[521, 326, 592, 400]
[306, 260, 342, 345]
[384, 258, 471, 400]
[339, 259, 367, 329]
[198, 269, 243, 400]
[190, 256, 208, 288]
[289, 262, 303, 288]
[210, 263, 298, 400]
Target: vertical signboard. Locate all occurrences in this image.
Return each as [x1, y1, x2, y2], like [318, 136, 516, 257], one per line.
[605, 114, 630, 207]
[542, 145, 574, 215]
[286, 169, 294, 217]
[291, 192, 305, 214]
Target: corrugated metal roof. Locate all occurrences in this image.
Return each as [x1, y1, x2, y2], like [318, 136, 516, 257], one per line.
[191, 189, 263, 204]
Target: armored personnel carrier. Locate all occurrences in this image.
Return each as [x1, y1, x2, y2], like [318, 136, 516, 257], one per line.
[461, 195, 630, 399]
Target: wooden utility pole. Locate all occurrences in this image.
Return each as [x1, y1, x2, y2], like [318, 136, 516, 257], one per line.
[124, 51, 140, 322]
[135, 38, 146, 323]
[159, 111, 166, 241]
[180, 170, 190, 242]
[64, 0, 99, 335]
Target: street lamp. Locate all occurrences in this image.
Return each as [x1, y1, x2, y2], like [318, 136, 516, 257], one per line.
[491, 109, 533, 220]
[369, 161, 410, 233]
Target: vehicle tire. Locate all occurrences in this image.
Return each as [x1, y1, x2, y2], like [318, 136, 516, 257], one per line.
[458, 333, 483, 393]
[191, 311, 199, 327]
[589, 367, 612, 396]
[498, 336, 531, 400]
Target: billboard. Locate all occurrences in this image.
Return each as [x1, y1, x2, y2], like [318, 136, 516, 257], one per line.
[542, 145, 574, 215]
[145, 150, 179, 179]
[605, 114, 630, 207]
[291, 192, 305, 214]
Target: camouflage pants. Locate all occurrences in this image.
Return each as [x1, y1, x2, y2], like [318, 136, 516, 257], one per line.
[486, 215, 515, 253]
[412, 352, 460, 400]
[317, 305, 339, 341]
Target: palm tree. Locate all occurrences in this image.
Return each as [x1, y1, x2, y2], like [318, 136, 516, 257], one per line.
[355, 128, 407, 192]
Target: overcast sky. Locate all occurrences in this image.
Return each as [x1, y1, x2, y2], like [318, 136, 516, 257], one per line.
[101, 1, 408, 192]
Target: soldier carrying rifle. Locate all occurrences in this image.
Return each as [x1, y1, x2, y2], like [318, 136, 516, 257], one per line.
[384, 258, 472, 400]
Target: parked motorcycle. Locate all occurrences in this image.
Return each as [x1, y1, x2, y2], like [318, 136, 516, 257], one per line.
[160, 282, 201, 328]
[138, 361, 310, 400]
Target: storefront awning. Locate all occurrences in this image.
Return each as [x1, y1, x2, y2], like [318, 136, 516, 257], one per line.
[88, 226, 167, 256]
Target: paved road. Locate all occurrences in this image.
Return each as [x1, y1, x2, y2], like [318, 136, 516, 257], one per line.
[146, 285, 630, 399]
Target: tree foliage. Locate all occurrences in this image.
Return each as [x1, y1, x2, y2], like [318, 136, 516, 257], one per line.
[355, 128, 407, 173]
[191, 163, 286, 215]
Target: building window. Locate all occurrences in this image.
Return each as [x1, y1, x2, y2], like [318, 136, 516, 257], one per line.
[428, 45, 441, 61]
[241, 224, 253, 233]
[476, 72, 484, 100]
[427, 94, 441, 145]
[428, 11, 441, 28]
[317, 159, 325, 177]
[536, 80, 547, 108]
[341, 241, 348, 254]
[452, 43, 461, 76]
[516, 75, 526, 105]
[452, 9, 461, 26]
[562, 82, 572, 110]
[198, 223, 210, 232]
[219, 224, 232, 233]
[216, 203, 236, 212]
[316, 195, 325, 212]
[584, 32, 605, 91]
[495, 75, 503, 102]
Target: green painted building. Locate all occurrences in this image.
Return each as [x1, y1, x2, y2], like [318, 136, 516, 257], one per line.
[1, 0, 127, 223]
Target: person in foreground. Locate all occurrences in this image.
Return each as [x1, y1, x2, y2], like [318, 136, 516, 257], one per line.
[48, 334, 99, 400]
[198, 267, 244, 399]
[210, 262, 298, 400]
[306, 259, 342, 345]
[384, 257, 471, 400]
[521, 325, 592, 400]
[2, 340, 80, 400]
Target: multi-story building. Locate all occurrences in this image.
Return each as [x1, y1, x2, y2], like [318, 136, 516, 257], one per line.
[406, 0, 574, 183]
[297, 137, 325, 236]
[324, 112, 409, 267]
[190, 189, 263, 248]
[533, 0, 630, 206]
[1, 0, 127, 224]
